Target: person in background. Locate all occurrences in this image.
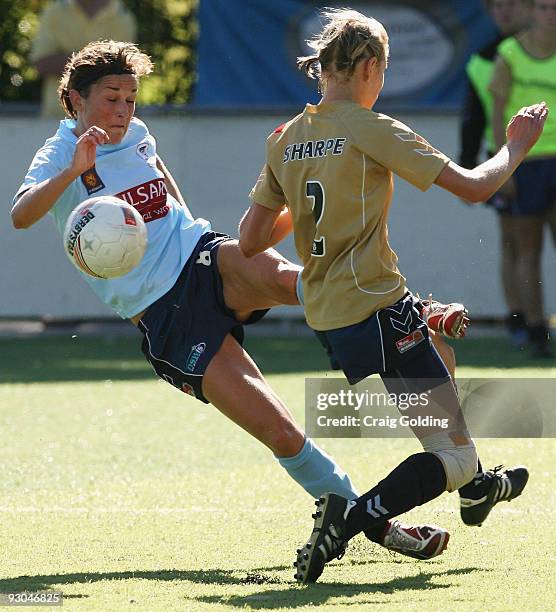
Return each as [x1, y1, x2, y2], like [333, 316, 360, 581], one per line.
[31, 0, 137, 118]
[460, 0, 531, 348]
[490, 0, 556, 358]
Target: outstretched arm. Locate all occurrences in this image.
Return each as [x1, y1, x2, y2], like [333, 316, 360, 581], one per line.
[11, 126, 109, 229]
[239, 203, 293, 257]
[435, 102, 548, 202]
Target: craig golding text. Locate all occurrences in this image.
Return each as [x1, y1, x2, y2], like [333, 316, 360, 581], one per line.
[316, 415, 450, 429]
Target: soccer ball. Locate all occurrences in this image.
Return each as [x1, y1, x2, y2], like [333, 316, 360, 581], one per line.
[64, 196, 147, 279]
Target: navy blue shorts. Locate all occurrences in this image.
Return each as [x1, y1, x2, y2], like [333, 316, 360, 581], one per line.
[512, 158, 556, 216]
[315, 292, 449, 389]
[137, 232, 268, 403]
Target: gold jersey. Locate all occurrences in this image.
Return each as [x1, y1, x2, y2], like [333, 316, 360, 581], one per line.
[250, 101, 450, 331]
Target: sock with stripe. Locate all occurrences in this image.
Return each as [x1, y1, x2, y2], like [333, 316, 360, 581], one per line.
[345, 452, 447, 540]
[277, 437, 359, 500]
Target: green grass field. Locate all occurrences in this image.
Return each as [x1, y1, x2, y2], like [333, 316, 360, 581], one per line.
[0, 334, 554, 611]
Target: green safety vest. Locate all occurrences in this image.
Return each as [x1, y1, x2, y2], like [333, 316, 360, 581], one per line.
[466, 53, 497, 153]
[498, 36, 556, 158]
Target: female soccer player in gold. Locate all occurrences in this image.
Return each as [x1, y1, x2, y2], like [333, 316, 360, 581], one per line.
[240, 9, 546, 583]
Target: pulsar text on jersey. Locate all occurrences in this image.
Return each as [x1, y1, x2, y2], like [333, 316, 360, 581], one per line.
[116, 177, 169, 223]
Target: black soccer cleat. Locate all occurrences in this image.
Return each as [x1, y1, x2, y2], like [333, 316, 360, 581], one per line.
[293, 493, 352, 584]
[460, 465, 529, 526]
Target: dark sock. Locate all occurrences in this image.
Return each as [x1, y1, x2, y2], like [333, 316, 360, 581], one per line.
[458, 457, 484, 498]
[363, 521, 389, 543]
[345, 452, 447, 540]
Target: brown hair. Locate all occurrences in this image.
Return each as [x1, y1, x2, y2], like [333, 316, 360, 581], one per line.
[298, 9, 389, 86]
[58, 40, 153, 118]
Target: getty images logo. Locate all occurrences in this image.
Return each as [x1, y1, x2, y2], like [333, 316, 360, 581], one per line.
[186, 343, 206, 372]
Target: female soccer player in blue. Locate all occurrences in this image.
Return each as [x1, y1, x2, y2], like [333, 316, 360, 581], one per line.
[12, 40, 457, 561]
[240, 9, 545, 583]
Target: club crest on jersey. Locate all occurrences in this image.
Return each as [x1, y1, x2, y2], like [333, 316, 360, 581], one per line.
[81, 166, 105, 195]
[136, 142, 150, 161]
[396, 329, 425, 354]
[186, 342, 206, 372]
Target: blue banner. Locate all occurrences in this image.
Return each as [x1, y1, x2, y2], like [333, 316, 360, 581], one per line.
[195, 0, 497, 109]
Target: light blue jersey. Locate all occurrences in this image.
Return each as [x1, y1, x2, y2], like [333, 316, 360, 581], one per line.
[15, 118, 211, 318]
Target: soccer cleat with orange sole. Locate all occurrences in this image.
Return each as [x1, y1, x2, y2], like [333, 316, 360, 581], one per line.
[380, 520, 450, 559]
[420, 295, 470, 339]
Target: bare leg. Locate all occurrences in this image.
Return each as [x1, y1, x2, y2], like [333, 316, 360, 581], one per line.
[217, 240, 301, 320]
[202, 333, 305, 457]
[202, 334, 359, 499]
[516, 215, 545, 325]
[499, 214, 524, 314]
[206, 243, 359, 498]
[430, 330, 456, 379]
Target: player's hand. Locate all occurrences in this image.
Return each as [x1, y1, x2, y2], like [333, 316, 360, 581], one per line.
[506, 102, 548, 156]
[70, 126, 110, 176]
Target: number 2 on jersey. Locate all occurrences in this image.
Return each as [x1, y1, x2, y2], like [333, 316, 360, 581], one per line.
[306, 181, 326, 257]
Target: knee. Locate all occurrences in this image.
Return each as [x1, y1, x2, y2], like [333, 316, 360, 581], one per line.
[266, 423, 305, 457]
[272, 264, 299, 305]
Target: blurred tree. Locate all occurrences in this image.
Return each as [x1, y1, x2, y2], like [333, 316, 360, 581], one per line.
[0, 0, 43, 103]
[125, 0, 197, 106]
[0, 0, 197, 107]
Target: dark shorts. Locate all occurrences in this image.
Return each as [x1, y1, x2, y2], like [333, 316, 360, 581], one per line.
[137, 232, 268, 403]
[512, 158, 556, 216]
[315, 292, 449, 390]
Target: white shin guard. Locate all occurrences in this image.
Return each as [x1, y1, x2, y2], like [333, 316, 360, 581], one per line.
[421, 432, 478, 492]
